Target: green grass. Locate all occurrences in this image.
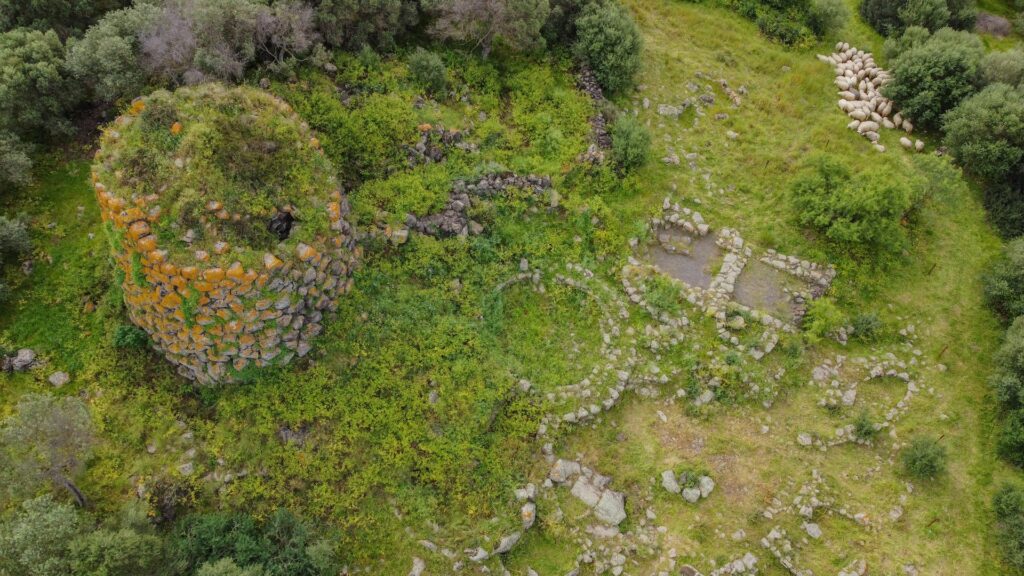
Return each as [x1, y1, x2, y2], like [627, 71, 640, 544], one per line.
[0, 2, 1021, 574]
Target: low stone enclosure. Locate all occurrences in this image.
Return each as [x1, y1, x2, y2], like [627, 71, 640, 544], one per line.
[818, 42, 924, 154]
[93, 84, 357, 384]
[627, 198, 836, 360]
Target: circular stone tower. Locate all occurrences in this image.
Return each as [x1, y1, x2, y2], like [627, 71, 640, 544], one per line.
[92, 84, 356, 384]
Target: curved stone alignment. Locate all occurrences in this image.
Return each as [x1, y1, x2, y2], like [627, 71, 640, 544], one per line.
[92, 84, 357, 383]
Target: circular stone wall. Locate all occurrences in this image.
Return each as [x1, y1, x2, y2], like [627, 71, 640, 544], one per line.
[92, 84, 356, 384]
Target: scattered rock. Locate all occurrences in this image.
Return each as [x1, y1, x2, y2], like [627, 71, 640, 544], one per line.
[48, 371, 69, 387]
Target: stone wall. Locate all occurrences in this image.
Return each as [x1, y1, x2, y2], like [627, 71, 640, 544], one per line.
[93, 86, 357, 384]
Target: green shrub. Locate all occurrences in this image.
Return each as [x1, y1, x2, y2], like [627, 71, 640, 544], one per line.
[984, 240, 1024, 322]
[112, 324, 149, 348]
[68, 527, 164, 576]
[573, 0, 643, 94]
[197, 558, 267, 576]
[789, 155, 916, 256]
[407, 48, 447, 96]
[0, 215, 30, 257]
[0, 28, 77, 141]
[315, 0, 418, 50]
[807, 0, 849, 36]
[851, 312, 882, 341]
[610, 113, 650, 171]
[980, 50, 1024, 88]
[995, 483, 1024, 569]
[803, 297, 845, 343]
[861, 0, 908, 35]
[944, 83, 1024, 188]
[0, 131, 31, 188]
[1000, 410, 1024, 468]
[0, 0, 127, 35]
[0, 495, 82, 576]
[901, 436, 947, 479]
[65, 4, 159, 105]
[170, 509, 333, 576]
[899, 0, 950, 31]
[883, 25, 931, 62]
[884, 27, 984, 131]
[853, 410, 878, 441]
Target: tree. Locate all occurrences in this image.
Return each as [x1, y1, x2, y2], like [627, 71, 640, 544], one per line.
[0, 0, 129, 36]
[944, 83, 1024, 185]
[995, 483, 1024, 569]
[0, 393, 95, 507]
[69, 527, 164, 576]
[789, 155, 917, 256]
[882, 25, 931, 62]
[989, 316, 1024, 410]
[0, 495, 82, 576]
[807, 0, 849, 37]
[429, 0, 550, 59]
[314, 0, 419, 50]
[65, 4, 160, 104]
[984, 239, 1024, 322]
[254, 1, 319, 67]
[981, 50, 1024, 88]
[898, 0, 950, 31]
[0, 28, 77, 141]
[884, 27, 984, 131]
[573, 0, 642, 94]
[610, 113, 649, 171]
[860, 0, 908, 35]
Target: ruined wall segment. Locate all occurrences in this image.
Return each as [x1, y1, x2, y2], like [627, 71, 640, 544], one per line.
[92, 84, 356, 384]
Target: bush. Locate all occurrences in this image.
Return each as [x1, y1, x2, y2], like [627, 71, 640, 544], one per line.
[0, 28, 76, 141]
[985, 181, 1024, 238]
[407, 48, 447, 96]
[789, 155, 916, 256]
[65, 5, 158, 105]
[0, 0, 128, 35]
[610, 113, 649, 171]
[861, 0, 908, 35]
[807, 0, 849, 36]
[983, 239, 1024, 322]
[901, 436, 947, 479]
[995, 483, 1024, 569]
[981, 50, 1024, 88]
[429, 0, 549, 59]
[883, 25, 931, 62]
[803, 297, 845, 343]
[0, 131, 31, 188]
[0, 495, 82, 576]
[170, 509, 334, 576]
[944, 83, 1024, 187]
[851, 312, 882, 341]
[573, 0, 642, 94]
[0, 215, 31, 257]
[112, 324, 149, 348]
[860, 0, 975, 34]
[852, 410, 878, 441]
[1000, 409, 1024, 467]
[68, 527, 164, 576]
[884, 27, 984, 131]
[899, 0, 950, 31]
[315, 0, 419, 50]
[197, 558, 267, 576]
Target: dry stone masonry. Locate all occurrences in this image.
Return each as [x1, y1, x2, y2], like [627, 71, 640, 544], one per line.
[93, 84, 357, 384]
[818, 42, 923, 153]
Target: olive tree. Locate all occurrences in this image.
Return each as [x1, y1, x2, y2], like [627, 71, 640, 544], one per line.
[0, 28, 77, 140]
[0, 495, 82, 576]
[883, 27, 984, 131]
[0, 393, 95, 507]
[573, 0, 642, 94]
[65, 4, 161, 104]
[981, 50, 1024, 88]
[944, 83, 1024, 186]
[429, 0, 550, 59]
[314, 0, 419, 50]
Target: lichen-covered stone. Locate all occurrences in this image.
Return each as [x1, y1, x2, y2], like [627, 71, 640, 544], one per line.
[93, 84, 356, 384]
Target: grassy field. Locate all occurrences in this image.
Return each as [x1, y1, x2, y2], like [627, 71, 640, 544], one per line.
[0, 0, 1019, 574]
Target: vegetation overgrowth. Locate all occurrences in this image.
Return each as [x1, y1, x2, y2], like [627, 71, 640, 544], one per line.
[2, 0, 1024, 573]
